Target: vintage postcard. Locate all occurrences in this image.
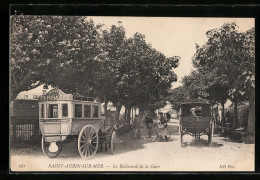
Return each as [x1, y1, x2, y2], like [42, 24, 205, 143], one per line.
[10, 15, 255, 172]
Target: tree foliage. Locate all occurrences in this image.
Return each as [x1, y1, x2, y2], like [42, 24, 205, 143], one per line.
[10, 16, 180, 121]
[193, 23, 254, 102]
[114, 33, 179, 110]
[10, 16, 103, 100]
[168, 86, 189, 109]
[191, 22, 254, 131]
[182, 69, 229, 104]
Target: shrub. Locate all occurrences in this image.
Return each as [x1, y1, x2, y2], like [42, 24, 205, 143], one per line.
[225, 104, 249, 130]
[115, 124, 133, 135]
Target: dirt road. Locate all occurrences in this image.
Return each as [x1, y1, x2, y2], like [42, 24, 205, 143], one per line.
[10, 128, 254, 172]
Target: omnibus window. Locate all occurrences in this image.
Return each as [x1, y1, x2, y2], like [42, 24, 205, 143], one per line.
[84, 105, 91, 118]
[191, 106, 202, 117]
[48, 104, 58, 118]
[75, 104, 82, 117]
[41, 104, 45, 118]
[93, 105, 99, 118]
[62, 104, 68, 117]
[184, 104, 210, 117]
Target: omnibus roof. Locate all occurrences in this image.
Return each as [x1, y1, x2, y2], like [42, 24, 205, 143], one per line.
[39, 88, 97, 102]
[181, 98, 211, 105]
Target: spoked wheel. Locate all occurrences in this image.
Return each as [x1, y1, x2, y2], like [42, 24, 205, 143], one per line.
[41, 136, 63, 158]
[208, 122, 214, 147]
[179, 124, 183, 147]
[158, 135, 164, 141]
[110, 131, 116, 155]
[78, 125, 99, 160]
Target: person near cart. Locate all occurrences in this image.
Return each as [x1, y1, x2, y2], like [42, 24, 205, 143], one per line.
[144, 113, 153, 138]
[166, 112, 171, 122]
[159, 112, 167, 126]
[159, 112, 169, 141]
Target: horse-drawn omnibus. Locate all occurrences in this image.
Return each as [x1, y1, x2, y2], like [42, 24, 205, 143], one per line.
[179, 98, 214, 147]
[39, 89, 116, 160]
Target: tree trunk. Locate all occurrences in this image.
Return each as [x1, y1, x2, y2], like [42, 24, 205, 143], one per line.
[115, 103, 122, 127]
[122, 106, 127, 126]
[214, 105, 219, 126]
[103, 100, 111, 128]
[247, 90, 255, 143]
[103, 100, 108, 116]
[221, 100, 226, 127]
[139, 109, 145, 126]
[131, 108, 134, 124]
[10, 89, 20, 103]
[134, 108, 145, 139]
[232, 99, 238, 130]
[133, 108, 137, 124]
[126, 106, 131, 124]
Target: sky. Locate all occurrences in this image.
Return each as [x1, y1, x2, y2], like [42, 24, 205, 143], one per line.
[89, 17, 254, 88]
[17, 17, 254, 99]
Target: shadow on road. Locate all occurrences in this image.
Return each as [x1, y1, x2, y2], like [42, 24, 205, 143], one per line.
[11, 129, 177, 161]
[11, 130, 226, 161]
[55, 130, 177, 160]
[182, 137, 223, 148]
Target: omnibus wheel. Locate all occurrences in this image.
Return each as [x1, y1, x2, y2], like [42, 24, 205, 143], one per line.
[110, 131, 116, 155]
[208, 122, 214, 147]
[41, 136, 63, 158]
[78, 125, 99, 160]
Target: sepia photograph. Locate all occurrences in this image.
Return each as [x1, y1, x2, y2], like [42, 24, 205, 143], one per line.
[9, 15, 255, 172]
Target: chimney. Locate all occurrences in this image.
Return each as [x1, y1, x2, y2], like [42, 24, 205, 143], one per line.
[43, 84, 48, 95]
[42, 89, 47, 95]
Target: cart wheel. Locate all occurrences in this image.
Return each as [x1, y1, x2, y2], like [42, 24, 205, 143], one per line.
[78, 125, 99, 160]
[179, 124, 183, 147]
[41, 136, 63, 158]
[165, 135, 170, 141]
[158, 135, 164, 141]
[164, 129, 171, 141]
[110, 131, 116, 155]
[208, 122, 214, 147]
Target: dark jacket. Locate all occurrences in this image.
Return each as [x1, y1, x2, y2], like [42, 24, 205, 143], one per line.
[160, 116, 167, 124]
[144, 116, 153, 128]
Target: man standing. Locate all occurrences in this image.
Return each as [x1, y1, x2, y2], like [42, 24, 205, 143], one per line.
[144, 113, 153, 138]
[166, 112, 171, 122]
[159, 112, 169, 141]
[159, 112, 167, 126]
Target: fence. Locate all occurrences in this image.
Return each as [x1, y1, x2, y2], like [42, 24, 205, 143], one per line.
[10, 116, 41, 143]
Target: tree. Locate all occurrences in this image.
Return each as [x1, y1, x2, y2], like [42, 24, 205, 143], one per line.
[168, 86, 189, 110]
[96, 29, 180, 125]
[182, 71, 208, 99]
[11, 16, 180, 131]
[193, 22, 255, 133]
[114, 33, 179, 124]
[182, 69, 230, 127]
[90, 24, 128, 124]
[10, 15, 103, 101]
[231, 27, 255, 136]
